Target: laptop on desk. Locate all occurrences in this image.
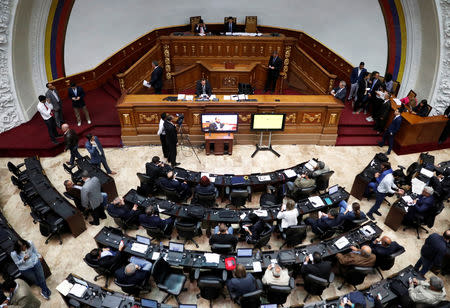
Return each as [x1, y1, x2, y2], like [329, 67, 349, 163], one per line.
[167, 242, 184, 263]
[136, 235, 151, 245]
[328, 185, 344, 203]
[231, 176, 246, 186]
[236, 248, 253, 267]
[140, 298, 158, 308]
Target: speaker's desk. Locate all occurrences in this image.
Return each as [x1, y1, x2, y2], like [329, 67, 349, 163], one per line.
[205, 133, 233, 155]
[117, 94, 343, 146]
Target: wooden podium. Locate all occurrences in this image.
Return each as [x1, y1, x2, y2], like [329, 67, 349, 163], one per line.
[205, 133, 233, 155]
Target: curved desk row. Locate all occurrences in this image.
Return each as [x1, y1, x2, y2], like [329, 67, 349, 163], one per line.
[0, 209, 21, 280]
[94, 222, 382, 272]
[123, 186, 350, 224]
[24, 157, 86, 237]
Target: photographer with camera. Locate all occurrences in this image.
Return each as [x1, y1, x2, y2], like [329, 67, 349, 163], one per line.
[163, 115, 180, 167]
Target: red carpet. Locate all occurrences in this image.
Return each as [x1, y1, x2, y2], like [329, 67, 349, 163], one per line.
[0, 86, 122, 157]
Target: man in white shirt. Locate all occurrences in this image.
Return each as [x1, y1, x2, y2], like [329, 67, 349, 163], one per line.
[45, 82, 63, 128]
[157, 112, 168, 159]
[262, 264, 290, 286]
[37, 95, 60, 144]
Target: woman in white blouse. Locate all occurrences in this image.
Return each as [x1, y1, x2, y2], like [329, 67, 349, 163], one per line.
[277, 199, 299, 230]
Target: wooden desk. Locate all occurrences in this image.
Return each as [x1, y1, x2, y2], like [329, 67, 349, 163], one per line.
[384, 204, 406, 231]
[205, 133, 233, 155]
[117, 94, 344, 146]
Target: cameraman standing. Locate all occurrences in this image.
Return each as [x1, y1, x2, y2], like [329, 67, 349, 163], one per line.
[163, 115, 179, 167]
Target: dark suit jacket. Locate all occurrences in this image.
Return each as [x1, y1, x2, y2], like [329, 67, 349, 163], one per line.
[115, 267, 148, 285]
[150, 66, 163, 89]
[420, 233, 448, 266]
[145, 162, 165, 181]
[313, 214, 344, 231]
[209, 233, 238, 246]
[301, 260, 332, 280]
[85, 136, 105, 165]
[332, 87, 347, 102]
[139, 214, 168, 229]
[369, 78, 381, 96]
[195, 183, 216, 195]
[224, 21, 236, 32]
[356, 78, 368, 101]
[64, 129, 79, 150]
[370, 241, 404, 257]
[227, 273, 257, 298]
[387, 115, 402, 134]
[98, 252, 123, 271]
[106, 204, 138, 222]
[159, 177, 189, 194]
[66, 187, 82, 209]
[267, 56, 283, 75]
[350, 67, 367, 84]
[68, 86, 86, 108]
[195, 80, 212, 96]
[163, 121, 178, 145]
[195, 24, 207, 34]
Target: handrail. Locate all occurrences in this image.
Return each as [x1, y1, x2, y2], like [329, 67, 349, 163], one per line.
[294, 45, 336, 79]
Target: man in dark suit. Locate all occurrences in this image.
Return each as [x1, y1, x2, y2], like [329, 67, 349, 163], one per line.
[354, 71, 370, 114]
[403, 186, 435, 226]
[159, 170, 192, 200]
[86, 239, 125, 270]
[145, 156, 167, 181]
[139, 205, 174, 235]
[264, 50, 283, 93]
[61, 123, 82, 166]
[414, 230, 450, 275]
[115, 262, 151, 286]
[106, 197, 140, 224]
[304, 208, 343, 235]
[348, 61, 367, 102]
[208, 117, 224, 132]
[370, 236, 404, 258]
[331, 80, 347, 102]
[195, 79, 212, 97]
[68, 82, 91, 126]
[438, 105, 450, 144]
[195, 19, 207, 35]
[149, 60, 163, 94]
[64, 179, 84, 212]
[224, 16, 236, 33]
[209, 223, 237, 247]
[367, 71, 381, 113]
[163, 115, 179, 167]
[85, 133, 116, 175]
[301, 251, 332, 280]
[378, 108, 402, 155]
[45, 82, 63, 128]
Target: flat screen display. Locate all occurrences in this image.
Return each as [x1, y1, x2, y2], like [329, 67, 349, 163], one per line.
[169, 242, 184, 252]
[237, 248, 253, 257]
[201, 114, 238, 133]
[251, 113, 286, 131]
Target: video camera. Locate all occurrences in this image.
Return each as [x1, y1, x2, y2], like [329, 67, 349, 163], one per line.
[176, 113, 184, 126]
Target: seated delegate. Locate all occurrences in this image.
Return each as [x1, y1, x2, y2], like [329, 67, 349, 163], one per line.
[312, 161, 330, 178]
[336, 245, 376, 269]
[304, 208, 343, 235]
[192, 176, 216, 204]
[338, 201, 366, 221]
[226, 264, 257, 298]
[145, 156, 168, 181]
[411, 99, 429, 117]
[158, 170, 192, 200]
[286, 171, 315, 195]
[115, 258, 152, 286]
[369, 236, 404, 258]
[242, 212, 266, 244]
[106, 197, 140, 225]
[139, 205, 175, 235]
[300, 251, 332, 280]
[402, 186, 435, 226]
[276, 199, 299, 231]
[209, 223, 237, 247]
[195, 78, 212, 97]
[262, 264, 290, 286]
[408, 276, 446, 306]
[86, 240, 125, 270]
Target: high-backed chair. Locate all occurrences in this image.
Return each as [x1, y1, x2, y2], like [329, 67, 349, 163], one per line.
[151, 257, 187, 304]
[160, 185, 188, 203]
[290, 185, 316, 201]
[303, 273, 334, 302]
[175, 218, 202, 248]
[11, 175, 36, 199]
[195, 269, 225, 308]
[192, 189, 218, 208]
[403, 202, 444, 239]
[190, 16, 202, 33]
[245, 16, 258, 33]
[114, 278, 149, 297]
[7, 161, 27, 182]
[338, 266, 374, 290]
[136, 172, 157, 196]
[229, 279, 263, 307]
[266, 277, 295, 305]
[142, 223, 171, 243]
[40, 213, 65, 245]
[375, 247, 405, 279]
[338, 217, 367, 233]
[315, 171, 334, 192]
[253, 223, 273, 249]
[280, 224, 307, 249]
[83, 256, 115, 288]
[211, 243, 235, 255]
[226, 186, 251, 209]
[223, 16, 237, 24]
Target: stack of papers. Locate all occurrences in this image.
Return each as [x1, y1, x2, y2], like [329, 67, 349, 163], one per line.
[69, 283, 87, 298]
[402, 195, 414, 205]
[362, 225, 376, 236]
[177, 94, 185, 100]
[308, 196, 324, 208]
[231, 95, 239, 101]
[185, 95, 194, 101]
[240, 213, 247, 220]
[257, 175, 271, 182]
[253, 209, 268, 217]
[56, 280, 73, 296]
[334, 237, 350, 249]
[393, 98, 402, 106]
[151, 252, 160, 260]
[253, 261, 262, 272]
[411, 177, 426, 195]
[131, 243, 148, 254]
[238, 94, 248, 100]
[420, 168, 434, 178]
[283, 169, 297, 178]
[204, 253, 220, 264]
[223, 95, 231, 100]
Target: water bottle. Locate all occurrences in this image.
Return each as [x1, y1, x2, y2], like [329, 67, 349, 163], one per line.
[159, 241, 164, 252]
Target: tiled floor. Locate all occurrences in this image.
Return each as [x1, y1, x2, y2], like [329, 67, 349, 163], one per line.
[1, 144, 449, 307]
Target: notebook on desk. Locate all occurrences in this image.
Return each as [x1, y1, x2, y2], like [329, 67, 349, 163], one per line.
[167, 242, 184, 263]
[231, 176, 246, 185]
[101, 295, 123, 308]
[328, 185, 344, 203]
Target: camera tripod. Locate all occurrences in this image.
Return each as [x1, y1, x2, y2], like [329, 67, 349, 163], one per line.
[178, 123, 201, 163]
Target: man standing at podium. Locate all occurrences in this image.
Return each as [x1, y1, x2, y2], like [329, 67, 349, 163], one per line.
[264, 50, 283, 94]
[195, 79, 212, 97]
[224, 17, 236, 33]
[149, 60, 163, 94]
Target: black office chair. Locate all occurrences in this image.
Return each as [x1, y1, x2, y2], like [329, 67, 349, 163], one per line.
[403, 202, 444, 239]
[142, 224, 171, 242]
[19, 191, 51, 216]
[290, 185, 316, 201]
[151, 257, 187, 304]
[375, 247, 405, 279]
[303, 272, 334, 302]
[114, 278, 149, 297]
[136, 172, 157, 196]
[280, 224, 307, 249]
[315, 171, 334, 192]
[226, 186, 251, 209]
[107, 211, 139, 231]
[39, 213, 65, 245]
[68, 298, 81, 308]
[338, 266, 374, 290]
[195, 269, 226, 308]
[234, 280, 263, 308]
[310, 225, 338, 243]
[160, 185, 188, 203]
[7, 161, 27, 182]
[192, 189, 218, 208]
[266, 277, 295, 305]
[10, 175, 36, 198]
[211, 243, 235, 255]
[83, 257, 115, 288]
[338, 217, 367, 233]
[253, 223, 273, 249]
[63, 163, 82, 184]
[175, 218, 202, 248]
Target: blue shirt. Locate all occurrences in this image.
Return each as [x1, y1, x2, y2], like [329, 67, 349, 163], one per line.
[10, 241, 41, 271]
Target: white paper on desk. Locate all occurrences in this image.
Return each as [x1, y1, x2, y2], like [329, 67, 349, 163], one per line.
[152, 252, 161, 260]
[402, 195, 414, 204]
[56, 280, 73, 296]
[362, 225, 376, 236]
[69, 283, 87, 298]
[283, 169, 297, 178]
[231, 95, 239, 101]
[238, 94, 246, 100]
[209, 95, 216, 100]
[258, 175, 271, 182]
[308, 159, 318, 169]
[185, 95, 194, 101]
[253, 261, 262, 272]
[177, 94, 185, 100]
[334, 237, 350, 249]
[131, 243, 148, 254]
[412, 177, 426, 195]
[240, 213, 247, 220]
[253, 209, 268, 217]
[393, 98, 402, 106]
[420, 168, 434, 178]
[223, 95, 231, 100]
[143, 80, 151, 88]
[204, 253, 220, 264]
[308, 196, 324, 208]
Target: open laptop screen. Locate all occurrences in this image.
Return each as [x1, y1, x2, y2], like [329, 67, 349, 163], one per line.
[140, 298, 158, 308]
[328, 184, 339, 195]
[179, 305, 197, 308]
[169, 242, 184, 252]
[237, 248, 253, 257]
[136, 235, 150, 245]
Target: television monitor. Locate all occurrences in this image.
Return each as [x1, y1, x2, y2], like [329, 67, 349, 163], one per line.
[251, 113, 286, 131]
[169, 242, 184, 252]
[201, 113, 238, 133]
